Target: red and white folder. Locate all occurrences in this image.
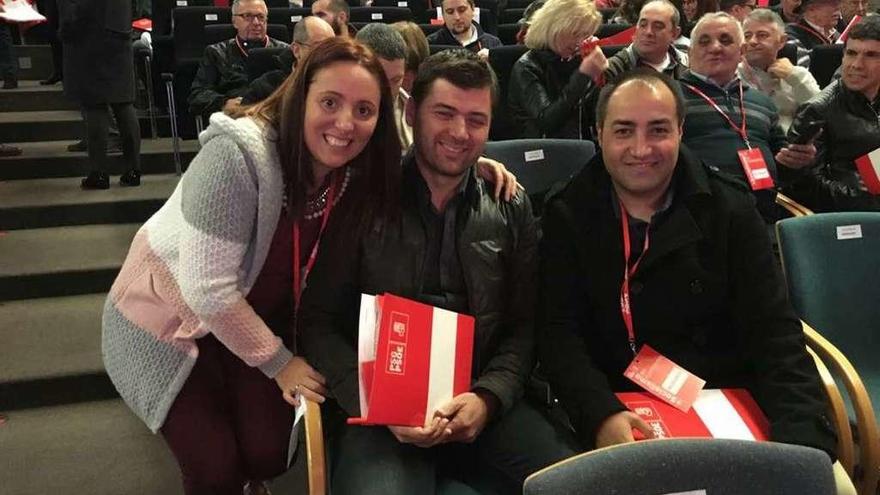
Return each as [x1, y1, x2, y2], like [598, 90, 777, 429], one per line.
[855, 147, 880, 195]
[617, 389, 770, 441]
[348, 293, 475, 427]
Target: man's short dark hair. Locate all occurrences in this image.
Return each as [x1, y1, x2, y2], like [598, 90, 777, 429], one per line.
[326, 0, 350, 16]
[410, 49, 498, 107]
[595, 68, 686, 128]
[441, 0, 476, 9]
[356, 23, 407, 61]
[848, 14, 880, 43]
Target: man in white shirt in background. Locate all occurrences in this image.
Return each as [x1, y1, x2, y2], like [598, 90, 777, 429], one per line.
[738, 9, 821, 132]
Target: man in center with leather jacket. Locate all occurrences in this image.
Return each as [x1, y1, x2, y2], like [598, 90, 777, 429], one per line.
[298, 49, 578, 494]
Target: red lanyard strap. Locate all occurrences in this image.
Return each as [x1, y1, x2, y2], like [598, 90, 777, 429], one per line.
[682, 81, 750, 148]
[292, 179, 337, 308]
[798, 22, 832, 44]
[619, 201, 651, 356]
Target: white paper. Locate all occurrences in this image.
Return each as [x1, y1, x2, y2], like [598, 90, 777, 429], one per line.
[357, 294, 379, 418]
[523, 149, 545, 162]
[176, 0, 188, 6]
[291, 15, 302, 21]
[836, 224, 863, 240]
[397, 1, 408, 6]
[424, 308, 459, 423]
[692, 389, 755, 441]
[0, 0, 47, 23]
[663, 491, 707, 495]
[205, 13, 218, 21]
[286, 395, 309, 468]
[371, 12, 383, 19]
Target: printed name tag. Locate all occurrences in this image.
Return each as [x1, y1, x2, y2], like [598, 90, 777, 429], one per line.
[836, 224, 863, 240]
[624, 345, 706, 412]
[397, 1, 408, 5]
[371, 12, 384, 19]
[524, 149, 545, 162]
[737, 148, 775, 190]
[205, 13, 218, 21]
[176, 0, 187, 6]
[291, 15, 303, 21]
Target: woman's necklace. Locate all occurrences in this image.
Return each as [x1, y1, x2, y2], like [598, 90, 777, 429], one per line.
[282, 167, 351, 219]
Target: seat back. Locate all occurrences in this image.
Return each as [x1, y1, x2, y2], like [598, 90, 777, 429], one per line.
[776, 212, 880, 406]
[500, 7, 525, 23]
[778, 42, 798, 66]
[372, 0, 429, 22]
[483, 139, 594, 215]
[497, 23, 519, 45]
[173, 7, 234, 63]
[596, 22, 632, 38]
[524, 439, 835, 495]
[418, 23, 443, 37]
[349, 6, 413, 23]
[267, 7, 312, 28]
[809, 44, 844, 88]
[487, 44, 528, 140]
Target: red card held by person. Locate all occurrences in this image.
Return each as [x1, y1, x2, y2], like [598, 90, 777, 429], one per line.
[349, 294, 475, 427]
[623, 344, 706, 412]
[737, 148, 775, 190]
[854, 147, 880, 194]
[617, 389, 770, 441]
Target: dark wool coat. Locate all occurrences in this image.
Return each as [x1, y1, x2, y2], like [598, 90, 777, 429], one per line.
[59, 0, 135, 105]
[537, 148, 837, 457]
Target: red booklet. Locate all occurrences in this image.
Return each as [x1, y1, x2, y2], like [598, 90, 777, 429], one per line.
[348, 294, 475, 427]
[616, 389, 770, 441]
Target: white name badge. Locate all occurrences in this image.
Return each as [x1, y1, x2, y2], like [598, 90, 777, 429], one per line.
[176, 0, 187, 6]
[205, 13, 218, 21]
[397, 1, 408, 5]
[291, 15, 303, 21]
[371, 12, 383, 19]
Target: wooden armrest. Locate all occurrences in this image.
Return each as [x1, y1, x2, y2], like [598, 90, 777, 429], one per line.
[304, 399, 326, 495]
[806, 344, 855, 476]
[776, 192, 814, 217]
[802, 321, 880, 495]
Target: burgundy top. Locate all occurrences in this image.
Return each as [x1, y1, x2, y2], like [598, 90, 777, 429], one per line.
[245, 206, 323, 349]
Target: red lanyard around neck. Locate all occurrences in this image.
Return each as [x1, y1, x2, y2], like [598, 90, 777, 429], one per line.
[682, 81, 751, 148]
[798, 21, 832, 44]
[619, 200, 651, 356]
[235, 36, 268, 58]
[292, 178, 337, 308]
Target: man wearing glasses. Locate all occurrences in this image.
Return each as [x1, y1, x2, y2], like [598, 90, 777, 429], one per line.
[188, 0, 288, 118]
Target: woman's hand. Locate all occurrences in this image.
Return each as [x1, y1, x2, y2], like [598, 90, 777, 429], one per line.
[476, 156, 520, 201]
[274, 356, 328, 407]
[579, 41, 609, 83]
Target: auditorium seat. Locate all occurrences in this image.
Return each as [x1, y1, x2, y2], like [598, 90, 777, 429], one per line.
[599, 7, 617, 22]
[500, 7, 525, 24]
[483, 139, 595, 215]
[596, 23, 632, 39]
[779, 42, 798, 66]
[808, 44, 844, 88]
[172, 6, 234, 64]
[497, 23, 520, 45]
[372, 0, 430, 23]
[418, 23, 444, 37]
[267, 7, 312, 28]
[776, 212, 880, 495]
[487, 44, 527, 140]
[524, 439, 836, 495]
[349, 6, 413, 23]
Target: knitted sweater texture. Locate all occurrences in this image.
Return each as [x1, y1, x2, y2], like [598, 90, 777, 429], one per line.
[102, 113, 293, 432]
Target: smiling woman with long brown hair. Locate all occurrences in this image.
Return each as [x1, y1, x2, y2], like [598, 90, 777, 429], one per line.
[101, 37, 401, 494]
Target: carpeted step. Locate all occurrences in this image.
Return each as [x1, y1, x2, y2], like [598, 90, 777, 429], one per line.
[0, 223, 140, 301]
[0, 110, 178, 142]
[0, 174, 178, 230]
[0, 80, 77, 112]
[0, 139, 199, 180]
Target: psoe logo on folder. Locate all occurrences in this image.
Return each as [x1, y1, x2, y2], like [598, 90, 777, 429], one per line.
[387, 342, 406, 375]
[389, 311, 409, 343]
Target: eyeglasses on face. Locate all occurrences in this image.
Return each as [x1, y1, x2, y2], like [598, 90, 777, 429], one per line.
[234, 13, 267, 23]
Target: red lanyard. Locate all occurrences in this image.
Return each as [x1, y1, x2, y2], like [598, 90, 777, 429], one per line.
[682, 81, 751, 148]
[619, 201, 651, 356]
[292, 180, 337, 308]
[235, 36, 269, 58]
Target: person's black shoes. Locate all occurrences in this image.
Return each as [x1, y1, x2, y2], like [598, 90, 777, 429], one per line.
[81, 171, 110, 190]
[40, 74, 62, 85]
[120, 169, 141, 187]
[67, 138, 122, 153]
